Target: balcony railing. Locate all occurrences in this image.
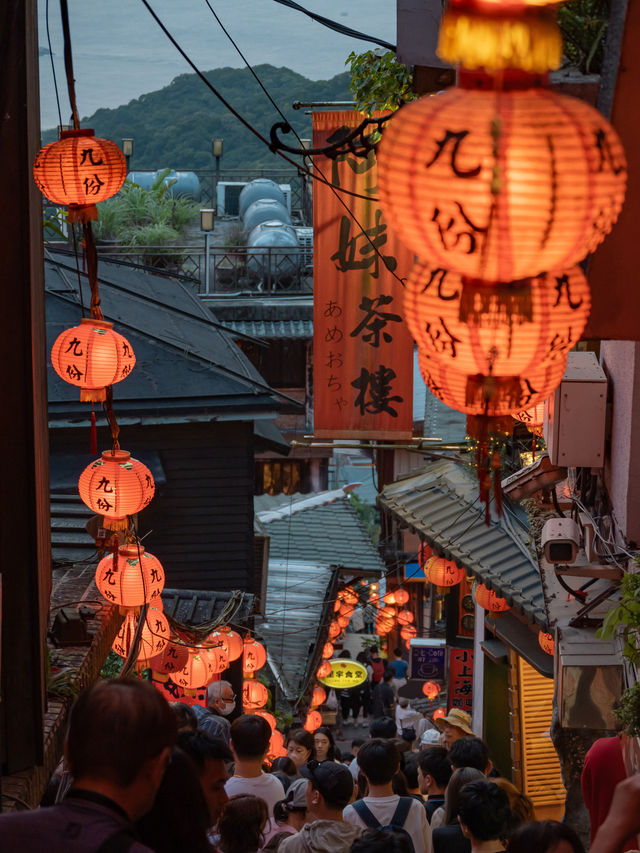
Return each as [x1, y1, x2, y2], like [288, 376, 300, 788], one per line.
[93, 243, 313, 296]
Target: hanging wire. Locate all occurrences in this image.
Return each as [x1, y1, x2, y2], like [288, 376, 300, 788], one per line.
[46, 0, 63, 128]
[59, 0, 80, 129]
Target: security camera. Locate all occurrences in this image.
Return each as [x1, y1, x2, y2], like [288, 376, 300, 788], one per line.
[541, 517, 581, 564]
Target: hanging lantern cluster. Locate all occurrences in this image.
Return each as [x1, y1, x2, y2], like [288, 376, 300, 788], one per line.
[474, 583, 510, 618]
[377, 0, 626, 520]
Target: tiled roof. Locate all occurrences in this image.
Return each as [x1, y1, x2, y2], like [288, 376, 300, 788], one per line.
[224, 318, 313, 339]
[379, 459, 546, 627]
[257, 489, 386, 575]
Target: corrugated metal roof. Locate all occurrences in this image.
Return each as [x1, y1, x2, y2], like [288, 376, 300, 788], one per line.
[224, 319, 313, 339]
[162, 588, 254, 627]
[258, 490, 387, 575]
[256, 559, 338, 703]
[379, 459, 546, 627]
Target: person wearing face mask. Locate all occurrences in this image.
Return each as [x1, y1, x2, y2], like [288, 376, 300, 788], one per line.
[193, 680, 236, 745]
[287, 729, 316, 775]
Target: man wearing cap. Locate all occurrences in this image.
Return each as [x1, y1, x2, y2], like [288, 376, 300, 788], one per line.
[435, 708, 474, 749]
[279, 761, 362, 853]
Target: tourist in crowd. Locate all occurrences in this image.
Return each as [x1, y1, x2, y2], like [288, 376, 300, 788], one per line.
[262, 778, 308, 850]
[434, 709, 475, 749]
[0, 679, 177, 851]
[369, 646, 387, 685]
[343, 738, 432, 853]
[280, 760, 361, 853]
[350, 828, 414, 853]
[417, 746, 452, 823]
[396, 697, 421, 742]
[287, 729, 315, 773]
[270, 756, 298, 793]
[194, 680, 237, 745]
[430, 766, 484, 836]
[226, 715, 285, 813]
[457, 780, 512, 853]
[589, 773, 640, 853]
[349, 738, 366, 781]
[313, 726, 338, 762]
[218, 794, 269, 853]
[170, 701, 198, 732]
[448, 736, 492, 775]
[402, 753, 424, 802]
[352, 651, 373, 726]
[388, 647, 410, 694]
[506, 819, 584, 853]
[491, 778, 535, 830]
[370, 716, 397, 739]
[372, 669, 396, 719]
[178, 729, 233, 827]
[581, 732, 636, 852]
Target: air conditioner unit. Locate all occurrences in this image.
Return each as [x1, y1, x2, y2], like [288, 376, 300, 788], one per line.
[294, 226, 313, 268]
[544, 351, 607, 468]
[278, 184, 292, 214]
[216, 181, 247, 216]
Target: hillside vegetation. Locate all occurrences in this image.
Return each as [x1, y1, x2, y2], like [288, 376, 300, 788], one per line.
[43, 65, 351, 170]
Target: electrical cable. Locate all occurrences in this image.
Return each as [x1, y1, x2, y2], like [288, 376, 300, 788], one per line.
[268, 0, 395, 51]
[46, 0, 63, 128]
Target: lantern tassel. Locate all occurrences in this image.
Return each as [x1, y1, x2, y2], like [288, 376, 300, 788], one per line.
[90, 409, 97, 454]
[102, 516, 130, 533]
[82, 387, 107, 404]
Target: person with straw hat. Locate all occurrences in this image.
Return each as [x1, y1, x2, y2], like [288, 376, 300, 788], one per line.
[434, 709, 474, 749]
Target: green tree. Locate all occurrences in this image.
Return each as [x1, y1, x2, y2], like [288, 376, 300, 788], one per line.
[346, 50, 416, 116]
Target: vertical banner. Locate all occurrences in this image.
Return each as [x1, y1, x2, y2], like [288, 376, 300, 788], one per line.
[448, 647, 474, 714]
[313, 111, 414, 438]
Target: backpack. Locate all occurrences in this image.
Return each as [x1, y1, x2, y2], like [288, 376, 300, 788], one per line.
[352, 797, 416, 853]
[370, 658, 385, 684]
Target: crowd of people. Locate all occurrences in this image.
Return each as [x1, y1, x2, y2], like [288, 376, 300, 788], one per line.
[0, 671, 638, 852]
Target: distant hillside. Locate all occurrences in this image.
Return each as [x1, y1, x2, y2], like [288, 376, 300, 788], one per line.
[43, 65, 352, 170]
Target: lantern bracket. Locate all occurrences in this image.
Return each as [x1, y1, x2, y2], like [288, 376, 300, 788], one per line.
[268, 116, 392, 161]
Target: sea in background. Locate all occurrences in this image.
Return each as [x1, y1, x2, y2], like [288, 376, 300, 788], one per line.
[37, 0, 395, 131]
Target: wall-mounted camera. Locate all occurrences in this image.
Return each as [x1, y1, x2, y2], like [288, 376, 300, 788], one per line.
[541, 517, 581, 564]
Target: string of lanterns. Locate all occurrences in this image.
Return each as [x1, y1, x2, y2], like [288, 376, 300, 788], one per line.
[376, 0, 627, 520]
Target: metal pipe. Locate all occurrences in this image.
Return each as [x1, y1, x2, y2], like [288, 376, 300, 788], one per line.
[292, 101, 355, 110]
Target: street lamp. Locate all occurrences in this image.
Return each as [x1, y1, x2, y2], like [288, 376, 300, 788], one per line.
[212, 138, 223, 204]
[200, 208, 215, 294]
[121, 138, 134, 174]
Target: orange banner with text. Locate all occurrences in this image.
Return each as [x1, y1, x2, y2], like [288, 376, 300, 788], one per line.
[313, 111, 414, 439]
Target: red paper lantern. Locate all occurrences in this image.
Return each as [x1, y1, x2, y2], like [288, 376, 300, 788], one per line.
[341, 587, 359, 606]
[219, 628, 244, 661]
[376, 619, 394, 636]
[422, 681, 440, 700]
[304, 710, 323, 733]
[251, 709, 277, 731]
[337, 615, 350, 629]
[210, 645, 229, 674]
[311, 686, 327, 708]
[474, 583, 510, 616]
[400, 625, 417, 640]
[205, 630, 230, 658]
[51, 319, 135, 402]
[378, 80, 626, 282]
[79, 449, 155, 531]
[538, 631, 555, 655]
[397, 610, 414, 626]
[112, 604, 169, 662]
[383, 592, 396, 606]
[95, 544, 164, 607]
[334, 599, 342, 613]
[405, 265, 591, 378]
[268, 729, 285, 758]
[394, 589, 409, 606]
[426, 557, 466, 595]
[433, 708, 446, 720]
[322, 642, 334, 660]
[243, 638, 267, 674]
[513, 403, 546, 428]
[316, 661, 332, 679]
[173, 648, 217, 690]
[328, 621, 341, 640]
[243, 680, 269, 710]
[339, 602, 355, 618]
[33, 129, 127, 221]
[369, 592, 381, 607]
[149, 639, 189, 675]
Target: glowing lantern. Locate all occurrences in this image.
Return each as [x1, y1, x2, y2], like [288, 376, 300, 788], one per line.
[112, 605, 168, 662]
[243, 680, 269, 710]
[513, 403, 545, 428]
[397, 610, 414, 626]
[79, 449, 155, 531]
[95, 544, 164, 607]
[423, 681, 440, 700]
[317, 661, 332, 679]
[341, 587, 359, 606]
[328, 621, 341, 640]
[268, 729, 285, 759]
[209, 645, 229, 674]
[251, 709, 277, 731]
[219, 627, 244, 661]
[311, 686, 327, 708]
[400, 625, 417, 640]
[369, 592, 381, 607]
[339, 602, 355, 618]
[334, 599, 342, 613]
[171, 648, 218, 689]
[150, 640, 189, 675]
[404, 265, 591, 378]
[433, 708, 446, 721]
[377, 79, 626, 283]
[243, 638, 267, 674]
[426, 557, 466, 595]
[381, 606, 397, 619]
[383, 592, 396, 605]
[33, 129, 127, 221]
[474, 583, 510, 616]
[304, 710, 323, 732]
[376, 619, 394, 636]
[51, 319, 135, 402]
[538, 631, 555, 655]
[322, 642, 334, 660]
[394, 589, 409, 606]
[206, 630, 230, 657]
[337, 615, 350, 629]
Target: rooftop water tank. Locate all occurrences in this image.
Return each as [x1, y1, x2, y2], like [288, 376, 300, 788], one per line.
[239, 179, 287, 217]
[127, 169, 201, 200]
[247, 221, 300, 284]
[243, 199, 291, 234]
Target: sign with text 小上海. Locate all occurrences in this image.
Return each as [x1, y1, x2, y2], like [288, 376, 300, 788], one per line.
[313, 111, 414, 438]
[448, 647, 473, 713]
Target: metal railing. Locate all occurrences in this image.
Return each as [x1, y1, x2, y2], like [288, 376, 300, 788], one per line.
[94, 243, 313, 295]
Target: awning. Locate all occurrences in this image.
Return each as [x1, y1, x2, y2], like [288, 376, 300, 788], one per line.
[488, 611, 554, 678]
[379, 459, 547, 628]
[224, 319, 313, 339]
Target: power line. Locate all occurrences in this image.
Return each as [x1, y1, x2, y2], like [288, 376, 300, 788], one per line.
[268, 0, 395, 51]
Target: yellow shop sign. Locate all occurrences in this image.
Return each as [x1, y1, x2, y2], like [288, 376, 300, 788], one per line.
[318, 659, 367, 688]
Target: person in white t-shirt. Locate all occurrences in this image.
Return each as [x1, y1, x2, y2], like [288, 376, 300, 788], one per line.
[224, 715, 285, 814]
[343, 738, 432, 853]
